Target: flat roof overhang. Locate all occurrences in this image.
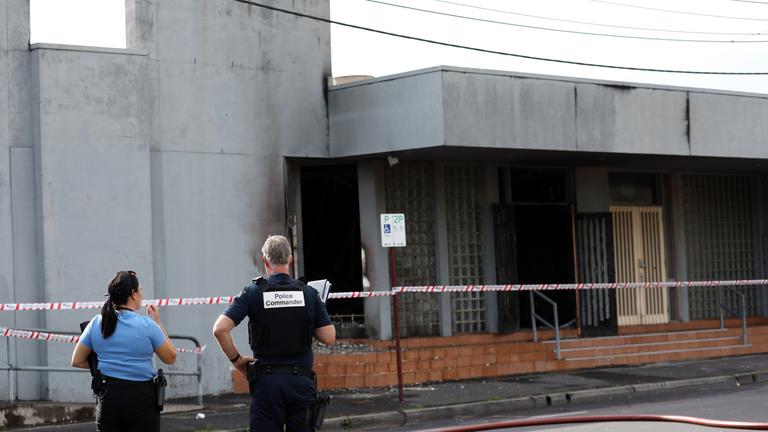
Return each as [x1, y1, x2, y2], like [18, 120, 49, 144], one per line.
[328, 67, 768, 167]
[305, 146, 766, 173]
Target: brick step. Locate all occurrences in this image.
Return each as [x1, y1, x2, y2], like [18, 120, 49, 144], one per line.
[277, 325, 768, 391]
[314, 343, 555, 377]
[308, 340, 765, 390]
[315, 340, 552, 366]
[544, 328, 740, 349]
[362, 328, 579, 350]
[316, 341, 751, 389]
[618, 317, 768, 335]
[237, 337, 767, 392]
[746, 333, 768, 344]
[558, 335, 741, 358]
[746, 326, 768, 336]
[564, 344, 751, 363]
[316, 360, 542, 389]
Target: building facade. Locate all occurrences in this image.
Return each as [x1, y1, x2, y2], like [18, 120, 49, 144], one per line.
[323, 67, 768, 341]
[1, 0, 767, 403]
[0, 0, 330, 401]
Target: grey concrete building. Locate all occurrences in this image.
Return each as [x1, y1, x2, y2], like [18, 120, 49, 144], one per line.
[1, 0, 329, 401]
[326, 67, 768, 342]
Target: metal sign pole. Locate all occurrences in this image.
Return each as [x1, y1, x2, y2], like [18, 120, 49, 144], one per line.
[381, 213, 406, 406]
[388, 246, 405, 406]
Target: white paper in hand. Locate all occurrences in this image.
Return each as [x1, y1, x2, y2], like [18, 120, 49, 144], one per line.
[307, 279, 331, 303]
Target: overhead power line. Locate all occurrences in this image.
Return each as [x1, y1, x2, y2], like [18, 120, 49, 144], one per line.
[588, 0, 768, 22]
[728, 0, 768, 4]
[432, 0, 764, 36]
[368, 0, 768, 43]
[231, 0, 768, 75]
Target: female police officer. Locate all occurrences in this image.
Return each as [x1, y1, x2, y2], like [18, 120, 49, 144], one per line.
[71, 270, 177, 431]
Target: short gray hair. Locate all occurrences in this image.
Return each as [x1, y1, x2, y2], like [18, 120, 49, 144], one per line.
[261, 235, 292, 266]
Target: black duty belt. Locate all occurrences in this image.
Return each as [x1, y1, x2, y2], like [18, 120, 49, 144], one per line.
[102, 375, 154, 386]
[262, 364, 315, 379]
[247, 362, 316, 395]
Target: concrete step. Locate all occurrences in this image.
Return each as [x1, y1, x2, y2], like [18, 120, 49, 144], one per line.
[544, 328, 740, 349]
[363, 328, 579, 350]
[564, 344, 752, 363]
[304, 326, 765, 390]
[558, 335, 742, 358]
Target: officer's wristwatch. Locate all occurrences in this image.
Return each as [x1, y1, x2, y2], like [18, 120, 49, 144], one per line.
[229, 353, 241, 363]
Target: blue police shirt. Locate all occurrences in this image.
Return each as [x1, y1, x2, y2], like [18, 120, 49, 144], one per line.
[80, 310, 166, 381]
[223, 273, 332, 369]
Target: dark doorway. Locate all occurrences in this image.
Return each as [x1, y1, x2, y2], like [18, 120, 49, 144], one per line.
[493, 204, 519, 333]
[496, 168, 577, 331]
[515, 205, 577, 328]
[576, 213, 618, 337]
[300, 166, 363, 317]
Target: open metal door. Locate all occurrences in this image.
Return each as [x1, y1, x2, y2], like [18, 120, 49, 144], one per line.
[493, 204, 519, 333]
[576, 213, 618, 337]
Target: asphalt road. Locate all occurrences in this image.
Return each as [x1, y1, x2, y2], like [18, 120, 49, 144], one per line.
[368, 379, 768, 431]
[17, 379, 768, 431]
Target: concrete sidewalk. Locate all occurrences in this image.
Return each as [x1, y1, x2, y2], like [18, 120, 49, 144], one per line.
[6, 354, 768, 431]
[165, 353, 768, 431]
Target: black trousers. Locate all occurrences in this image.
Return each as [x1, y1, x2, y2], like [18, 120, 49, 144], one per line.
[250, 373, 315, 432]
[96, 376, 159, 432]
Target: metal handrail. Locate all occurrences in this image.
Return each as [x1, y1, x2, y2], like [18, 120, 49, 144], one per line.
[167, 333, 204, 406]
[717, 286, 749, 346]
[1, 329, 204, 405]
[529, 291, 561, 360]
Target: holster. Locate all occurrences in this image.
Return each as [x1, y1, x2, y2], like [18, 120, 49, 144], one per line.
[309, 391, 331, 430]
[91, 369, 107, 399]
[246, 361, 261, 394]
[80, 320, 106, 399]
[153, 369, 167, 411]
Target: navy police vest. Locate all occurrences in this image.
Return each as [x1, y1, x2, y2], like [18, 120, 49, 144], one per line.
[248, 277, 313, 358]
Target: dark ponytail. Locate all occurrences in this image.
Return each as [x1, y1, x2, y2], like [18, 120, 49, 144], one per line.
[101, 271, 139, 338]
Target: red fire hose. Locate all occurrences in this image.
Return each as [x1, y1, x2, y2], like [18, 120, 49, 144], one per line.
[424, 414, 768, 431]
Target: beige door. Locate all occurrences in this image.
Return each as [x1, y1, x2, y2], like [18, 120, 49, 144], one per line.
[610, 206, 669, 325]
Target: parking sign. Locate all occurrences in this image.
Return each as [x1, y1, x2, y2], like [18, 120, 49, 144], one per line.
[381, 213, 406, 247]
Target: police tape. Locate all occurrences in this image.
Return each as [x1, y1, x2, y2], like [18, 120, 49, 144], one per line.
[0, 327, 206, 354]
[0, 297, 237, 312]
[0, 293, 387, 310]
[2, 327, 80, 343]
[327, 291, 396, 299]
[2, 279, 768, 310]
[331, 279, 768, 298]
[174, 345, 206, 354]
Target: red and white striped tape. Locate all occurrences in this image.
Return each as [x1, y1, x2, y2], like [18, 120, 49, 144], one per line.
[1, 279, 767, 311]
[174, 345, 206, 354]
[2, 327, 81, 343]
[333, 279, 768, 298]
[327, 291, 395, 299]
[0, 297, 237, 312]
[392, 279, 768, 294]
[0, 327, 206, 354]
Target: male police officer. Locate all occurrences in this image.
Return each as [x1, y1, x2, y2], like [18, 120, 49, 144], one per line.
[213, 235, 336, 431]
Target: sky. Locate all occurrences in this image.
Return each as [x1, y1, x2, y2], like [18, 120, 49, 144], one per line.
[30, 0, 768, 94]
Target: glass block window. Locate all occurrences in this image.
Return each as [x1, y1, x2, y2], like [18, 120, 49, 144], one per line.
[385, 163, 440, 337]
[683, 174, 758, 319]
[445, 165, 486, 333]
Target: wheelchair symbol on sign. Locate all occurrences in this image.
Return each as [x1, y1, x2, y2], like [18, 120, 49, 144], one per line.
[383, 224, 391, 234]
